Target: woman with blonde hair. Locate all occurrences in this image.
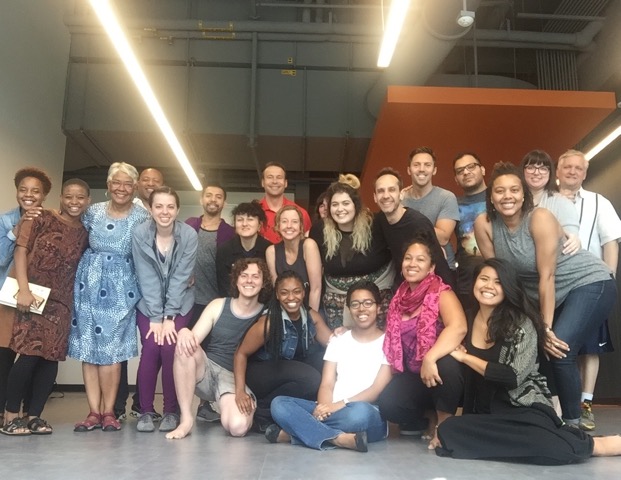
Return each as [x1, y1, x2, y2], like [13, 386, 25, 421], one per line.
[265, 205, 322, 311]
[310, 174, 393, 329]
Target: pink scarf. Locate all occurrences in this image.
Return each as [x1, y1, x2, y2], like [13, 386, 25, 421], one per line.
[383, 272, 450, 373]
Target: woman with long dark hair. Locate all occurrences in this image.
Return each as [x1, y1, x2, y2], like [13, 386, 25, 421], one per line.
[437, 258, 621, 464]
[233, 270, 331, 431]
[474, 162, 616, 427]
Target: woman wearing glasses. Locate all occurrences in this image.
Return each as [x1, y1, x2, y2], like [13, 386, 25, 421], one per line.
[68, 162, 149, 432]
[378, 235, 467, 448]
[265, 281, 392, 452]
[520, 150, 581, 255]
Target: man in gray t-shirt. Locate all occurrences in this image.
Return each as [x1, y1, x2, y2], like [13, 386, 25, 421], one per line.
[401, 146, 460, 270]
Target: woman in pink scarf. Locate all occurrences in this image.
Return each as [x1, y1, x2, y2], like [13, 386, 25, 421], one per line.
[378, 234, 467, 449]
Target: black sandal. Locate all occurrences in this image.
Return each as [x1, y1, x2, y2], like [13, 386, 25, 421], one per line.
[0, 417, 31, 436]
[27, 417, 53, 435]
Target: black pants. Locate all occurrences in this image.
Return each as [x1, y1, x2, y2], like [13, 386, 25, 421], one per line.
[246, 354, 323, 426]
[114, 360, 140, 415]
[0, 346, 17, 412]
[378, 355, 463, 424]
[5, 354, 57, 417]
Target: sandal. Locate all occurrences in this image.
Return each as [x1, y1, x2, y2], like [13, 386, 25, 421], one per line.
[27, 417, 53, 435]
[74, 412, 102, 432]
[0, 417, 31, 436]
[101, 412, 121, 432]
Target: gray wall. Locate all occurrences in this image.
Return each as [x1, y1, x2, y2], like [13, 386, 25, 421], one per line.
[0, 1, 70, 211]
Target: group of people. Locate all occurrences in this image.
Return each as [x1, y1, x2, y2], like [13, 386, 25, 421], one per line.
[1, 147, 621, 466]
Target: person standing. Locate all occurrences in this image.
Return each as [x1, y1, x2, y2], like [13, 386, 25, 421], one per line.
[373, 168, 454, 289]
[185, 184, 235, 326]
[402, 147, 460, 274]
[1, 179, 89, 435]
[557, 149, 621, 431]
[134, 168, 164, 209]
[453, 153, 487, 313]
[259, 162, 311, 243]
[69, 162, 149, 432]
[132, 186, 197, 433]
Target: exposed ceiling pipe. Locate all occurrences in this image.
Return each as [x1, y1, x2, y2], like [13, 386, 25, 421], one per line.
[365, 0, 482, 116]
[516, 13, 605, 22]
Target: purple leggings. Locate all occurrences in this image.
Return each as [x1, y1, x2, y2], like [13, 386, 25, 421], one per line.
[136, 309, 191, 414]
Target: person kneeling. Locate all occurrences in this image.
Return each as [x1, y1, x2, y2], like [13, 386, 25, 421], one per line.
[165, 258, 271, 440]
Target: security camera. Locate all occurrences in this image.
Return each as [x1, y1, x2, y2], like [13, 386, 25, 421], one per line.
[457, 10, 475, 27]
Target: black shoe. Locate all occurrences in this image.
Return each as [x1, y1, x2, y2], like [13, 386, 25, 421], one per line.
[354, 431, 368, 453]
[196, 402, 220, 423]
[265, 424, 281, 444]
[399, 418, 428, 436]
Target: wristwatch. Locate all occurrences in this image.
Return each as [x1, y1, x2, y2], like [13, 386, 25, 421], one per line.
[164, 315, 175, 321]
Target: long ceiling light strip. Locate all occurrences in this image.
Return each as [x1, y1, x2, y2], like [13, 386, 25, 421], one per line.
[89, 0, 202, 190]
[584, 124, 621, 161]
[377, 0, 410, 68]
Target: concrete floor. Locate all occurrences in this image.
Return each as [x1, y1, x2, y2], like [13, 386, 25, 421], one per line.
[1, 392, 620, 480]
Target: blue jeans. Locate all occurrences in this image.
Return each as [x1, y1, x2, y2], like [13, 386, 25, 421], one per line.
[551, 279, 617, 421]
[270, 396, 388, 450]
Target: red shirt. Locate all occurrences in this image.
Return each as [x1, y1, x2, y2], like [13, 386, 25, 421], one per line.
[259, 196, 312, 244]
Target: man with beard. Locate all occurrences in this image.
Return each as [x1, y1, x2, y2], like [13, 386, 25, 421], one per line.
[453, 152, 487, 313]
[185, 184, 235, 423]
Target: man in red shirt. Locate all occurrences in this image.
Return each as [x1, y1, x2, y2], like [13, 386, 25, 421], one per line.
[258, 162, 311, 243]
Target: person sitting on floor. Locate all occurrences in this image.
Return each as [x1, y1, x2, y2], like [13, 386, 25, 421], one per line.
[266, 280, 392, 452]
[436, 258, 621, 464]
[234, 270, 332, 431]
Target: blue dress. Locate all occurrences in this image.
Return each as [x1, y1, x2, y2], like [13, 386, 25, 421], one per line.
[68, 202, 149, 364]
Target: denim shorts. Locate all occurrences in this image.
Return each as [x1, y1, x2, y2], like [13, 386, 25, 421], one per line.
[195, 351, 254, 402]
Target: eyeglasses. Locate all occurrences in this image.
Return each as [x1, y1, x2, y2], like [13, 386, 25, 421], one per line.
[524, 165, 550, 174]
[349, 299, 376, 310]
[454, 162, 481, 176]
[109, 180, 135, 190]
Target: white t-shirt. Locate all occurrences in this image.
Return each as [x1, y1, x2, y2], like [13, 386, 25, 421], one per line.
[573, 188, 621, 258]
[323, 331, 389, 403]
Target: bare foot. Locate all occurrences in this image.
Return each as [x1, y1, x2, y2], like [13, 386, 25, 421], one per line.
[428, 432, 442, 450]
[276, 429, 291, 443]
[165, 419, 193, 440]
[592, 435, 621, 456]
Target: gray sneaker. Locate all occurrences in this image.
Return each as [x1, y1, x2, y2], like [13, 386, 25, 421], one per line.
[196, 402, 220, 423]
[159, 413, 180, 432]
[136, 413, 155, 432]
[579, 402, 596, 431]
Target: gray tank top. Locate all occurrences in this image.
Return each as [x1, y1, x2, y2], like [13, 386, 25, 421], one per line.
[206, 298, 262, 371]
[491, 214, 612, 306]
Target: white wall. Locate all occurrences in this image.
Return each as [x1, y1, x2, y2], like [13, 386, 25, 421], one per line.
[0, 1, 71, 211]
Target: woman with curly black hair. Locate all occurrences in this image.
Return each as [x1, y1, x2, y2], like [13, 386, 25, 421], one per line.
[233, 270, 331, 431]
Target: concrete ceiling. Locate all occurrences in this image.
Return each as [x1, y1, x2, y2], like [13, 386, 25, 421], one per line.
[60, 0, 621, 199]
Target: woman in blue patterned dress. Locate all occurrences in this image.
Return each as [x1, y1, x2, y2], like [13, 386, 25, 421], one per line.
[69, 162, 149, 432]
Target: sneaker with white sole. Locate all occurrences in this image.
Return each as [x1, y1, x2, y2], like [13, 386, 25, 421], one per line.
[579, 402, 595, 431]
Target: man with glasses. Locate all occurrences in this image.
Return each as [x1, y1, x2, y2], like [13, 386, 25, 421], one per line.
[557, 149, 621, 432]
[453, 152, 487, 313]
[402, 147, 460, 277]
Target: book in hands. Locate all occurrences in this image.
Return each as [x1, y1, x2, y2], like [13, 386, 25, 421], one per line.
[0, 277, 51, 315]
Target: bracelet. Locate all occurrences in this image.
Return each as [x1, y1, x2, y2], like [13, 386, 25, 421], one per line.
[544, 326, 552, 332]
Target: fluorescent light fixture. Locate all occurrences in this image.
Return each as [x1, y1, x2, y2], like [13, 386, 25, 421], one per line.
[89, 0, 202, 190]
[584, 124, 621, 161]
[377, 0, 410, 68]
